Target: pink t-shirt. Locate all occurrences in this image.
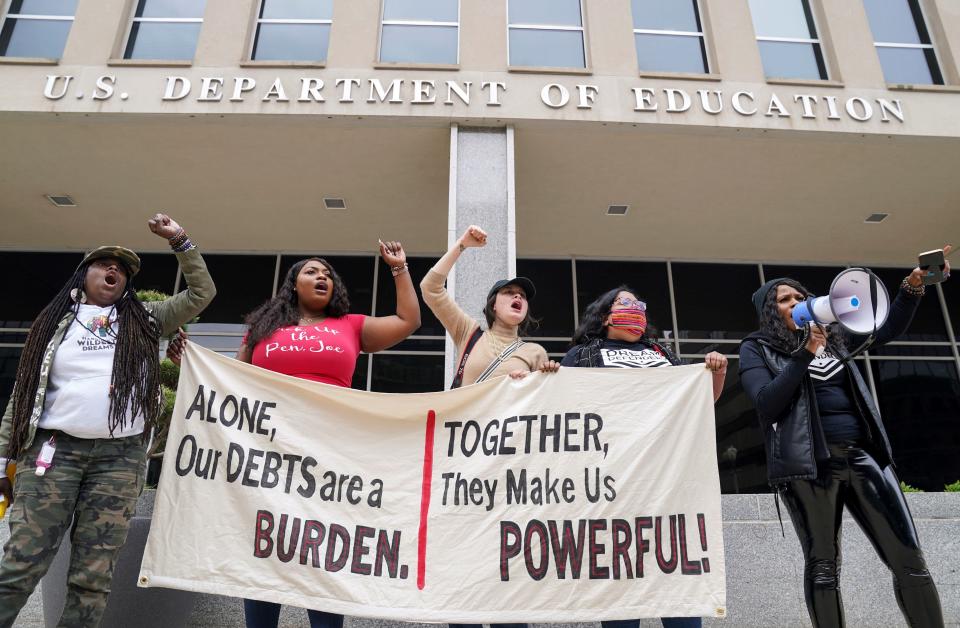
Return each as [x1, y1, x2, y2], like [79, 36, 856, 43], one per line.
[250, 314, 366, 388]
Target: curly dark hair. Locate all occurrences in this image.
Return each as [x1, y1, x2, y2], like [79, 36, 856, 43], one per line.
[759, 278, 847, 354]
[572, 285, 660, 345]
[482, 287, 539, 336]
[7, 262, 160, 459]
[244, 257, 350, 349]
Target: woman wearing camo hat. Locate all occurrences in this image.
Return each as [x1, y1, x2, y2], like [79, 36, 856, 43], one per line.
[0, 214, 216, 627]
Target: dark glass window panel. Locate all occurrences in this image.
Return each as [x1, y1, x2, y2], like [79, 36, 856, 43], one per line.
[0, 252, 82, 326]
[0, 18, 71, 57]
[134, 0, 206, 19]
[673, 263, 760, 340]
[876, 46, 941, 85]
[388, 337, 444, 352]
[124, 21, 201, 60]
[509, 0, 581, 27]
[760, 264, 848, 298]
[8, 0, 77, 15]
[371, 354, 443, 392]
[261, 0, 332, 20]
[0, 347, 23, 414]
[863, 0, 929, 44]
[352, 353, 368, 390]
[631, 0, 699, 31]
[0, 332, 28, 343]
[941, 274, 960, 337]
[383, 0, 457, 22]
[184, 255, 275, 325]
[530, 339, 574, 356]
[575, 261, 673, 339]
[869, 344, 953, 358]
[516, 259, 575, 339]
[757, 40, 826, 80]
[509, 28, 584, 68]
[748, 0, 816, 39]
[129, 253, 178, 296]
[379, 24, 457, 64]
[252, 23, 330, 61]
[871, 360, 960, 491]
[281, 254, 375, 318]
[680, 342, 740, 355]
[714, 361, 771, 494]
[374, 257, 442, 337]
[635, 33, 707, 73]
[867, 267, 948, 342]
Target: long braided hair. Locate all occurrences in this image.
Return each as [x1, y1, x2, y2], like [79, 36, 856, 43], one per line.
[6, 263, 161, 459]
[244, 257, 351, 350]
[759, 278, 847, 354]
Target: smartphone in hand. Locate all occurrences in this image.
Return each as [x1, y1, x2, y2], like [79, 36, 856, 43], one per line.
[918, 249, 946, 285]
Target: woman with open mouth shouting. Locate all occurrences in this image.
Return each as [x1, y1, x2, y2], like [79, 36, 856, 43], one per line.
[0, 213, 216, 627]
[232, 239, 420, 628]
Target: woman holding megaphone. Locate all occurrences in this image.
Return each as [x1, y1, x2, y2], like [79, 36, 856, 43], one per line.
[738, 247, 951, 628]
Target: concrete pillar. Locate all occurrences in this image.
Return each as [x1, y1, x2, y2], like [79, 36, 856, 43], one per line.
[443, 125, 516, 388]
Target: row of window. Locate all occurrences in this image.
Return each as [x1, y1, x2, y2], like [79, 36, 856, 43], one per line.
[1, 251, 959, 493]
[0, 0, 946, 86]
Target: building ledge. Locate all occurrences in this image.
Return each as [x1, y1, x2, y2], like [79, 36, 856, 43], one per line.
[0, 56, 58, 65]
[372, 62, 460, 72]
[106, 59, 192, 68]
[639, 71, 722, 82]
[766, 78, 845, 89]
[508, 65, 592, 76]
[239, 60, 326, 69]
[888, 83, 960, 94]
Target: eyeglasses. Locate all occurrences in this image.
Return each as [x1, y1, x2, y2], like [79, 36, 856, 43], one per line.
[613, 297, 646, 311]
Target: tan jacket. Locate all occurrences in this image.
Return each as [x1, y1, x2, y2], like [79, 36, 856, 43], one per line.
[0, 247, 216, 459]
[420, 269, 547, 385]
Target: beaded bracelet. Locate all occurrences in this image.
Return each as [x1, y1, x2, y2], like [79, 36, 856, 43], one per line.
[169, 229, 194, 253]
[391, 263, 409, 277]
[900, 277, 925, 297]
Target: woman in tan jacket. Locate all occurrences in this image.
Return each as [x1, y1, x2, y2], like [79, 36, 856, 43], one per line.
[421, 224, 559, 387]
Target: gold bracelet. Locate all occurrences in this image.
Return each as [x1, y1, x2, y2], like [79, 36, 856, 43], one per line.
[391, 263, 408, 277]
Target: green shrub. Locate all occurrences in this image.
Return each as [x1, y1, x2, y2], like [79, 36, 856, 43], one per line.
[899, 481, 923, 493]
[945, 480, 960, 492]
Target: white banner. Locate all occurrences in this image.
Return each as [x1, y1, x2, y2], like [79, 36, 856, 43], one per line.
[139, 344, 726, 622]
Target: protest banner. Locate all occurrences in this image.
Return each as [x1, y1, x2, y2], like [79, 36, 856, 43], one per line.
[139, 343, 726, 621]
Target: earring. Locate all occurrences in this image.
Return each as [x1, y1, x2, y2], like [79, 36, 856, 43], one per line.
[70, 288, 87, 304]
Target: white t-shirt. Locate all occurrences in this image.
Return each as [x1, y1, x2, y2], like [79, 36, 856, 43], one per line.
[40, 304, 144, 438]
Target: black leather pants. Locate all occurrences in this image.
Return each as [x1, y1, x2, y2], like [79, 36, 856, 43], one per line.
[780, 444, 943, 628]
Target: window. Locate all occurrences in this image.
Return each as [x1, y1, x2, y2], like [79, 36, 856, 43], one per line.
[748, 0, 827, 80]
[251, 0, 332, 62]
[0, 0, 76, 59]
[508, 0, 585, 69]
[863, 0, 943, 85]
[631, 0, 708, 74]
[124, 0, 206, 61]
[379, 0, 458, 65]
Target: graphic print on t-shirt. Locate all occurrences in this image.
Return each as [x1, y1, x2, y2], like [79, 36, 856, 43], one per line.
[600, 346, 671, 369]
[76, 310, 117, 352]
[808, 350, 845, 381]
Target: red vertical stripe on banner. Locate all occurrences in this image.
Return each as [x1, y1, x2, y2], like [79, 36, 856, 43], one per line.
[417, 409, 437, 590]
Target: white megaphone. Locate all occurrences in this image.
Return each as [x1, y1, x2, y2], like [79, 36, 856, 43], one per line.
[792, 268, 890, 336]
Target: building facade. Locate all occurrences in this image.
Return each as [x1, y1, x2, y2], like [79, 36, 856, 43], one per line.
[1, 0, 959, 494]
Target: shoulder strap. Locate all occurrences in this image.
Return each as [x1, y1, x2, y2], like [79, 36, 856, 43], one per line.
[475, 337, 525, 384]
[450, 327, 484, 389]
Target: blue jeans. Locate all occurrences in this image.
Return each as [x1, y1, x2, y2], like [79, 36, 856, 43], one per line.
[243, 599, 343, 628]
[603, 618, 702, 628]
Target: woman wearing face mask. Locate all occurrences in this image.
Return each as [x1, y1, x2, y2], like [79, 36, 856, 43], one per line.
[421, 225, 558, 628]
[738, 249, 951, 628]
[560, 286, 726, 628]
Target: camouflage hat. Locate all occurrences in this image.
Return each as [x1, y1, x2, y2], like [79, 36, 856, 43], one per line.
[79, 246, 141, 277]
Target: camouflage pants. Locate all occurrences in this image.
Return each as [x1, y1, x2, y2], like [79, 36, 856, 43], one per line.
[0, 428, 145, 628]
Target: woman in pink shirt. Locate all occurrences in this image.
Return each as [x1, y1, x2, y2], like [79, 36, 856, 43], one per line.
[237, 240, 420, 628]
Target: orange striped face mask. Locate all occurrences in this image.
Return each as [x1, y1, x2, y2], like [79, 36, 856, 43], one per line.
[608, 308, 647, 336]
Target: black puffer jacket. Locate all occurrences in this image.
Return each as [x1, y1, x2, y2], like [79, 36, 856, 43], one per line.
[738, 287, 920, 485]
